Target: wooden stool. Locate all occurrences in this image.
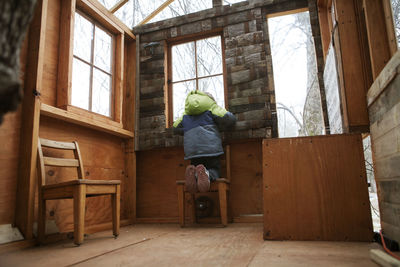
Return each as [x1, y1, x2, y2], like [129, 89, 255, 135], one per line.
[176, 145, 231, 227]
[176, 178, 230, 226]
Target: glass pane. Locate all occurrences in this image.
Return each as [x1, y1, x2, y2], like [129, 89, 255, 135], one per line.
[92, 69, 111, 117]
[198, 75, 225, 108]
[115, 0, 134, 28]
[172, 42, 196, 82]
[73, 13, 93, 62]
[94, 26, 112, 73]
[391, 0, 400, 48]
[71, 58, 90, 110]
[173, 80, 195, 121]
[97, 0, 120, 9]
[150, 0, 212, 24]
[197, 36, 222, 77]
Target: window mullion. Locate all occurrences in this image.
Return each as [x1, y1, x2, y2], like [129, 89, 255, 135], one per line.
[89, 24, 95, 112]
[194, 41, 198, 91]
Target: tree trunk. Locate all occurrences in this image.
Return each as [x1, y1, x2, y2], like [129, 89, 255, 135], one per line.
[0, 0, 37, 124]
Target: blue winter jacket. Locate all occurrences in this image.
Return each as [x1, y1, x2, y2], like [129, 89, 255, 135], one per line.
[173, 91, 236, 160]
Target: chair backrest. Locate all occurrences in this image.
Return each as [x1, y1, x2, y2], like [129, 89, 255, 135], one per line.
[37, 138, 85, 186]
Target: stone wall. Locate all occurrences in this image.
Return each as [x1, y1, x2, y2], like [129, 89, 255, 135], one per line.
[133, 0, 312, 150]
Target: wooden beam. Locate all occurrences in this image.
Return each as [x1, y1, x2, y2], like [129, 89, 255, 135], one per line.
[109, 0, 128, 14]
[138, 0, 176, 26]
[56, 0, 76, 108]
[40, 103, 134, 138]
[124, 40, 137, 223]
[14, 0, 48, 239]
[363, 0, 392, 79]
[76, 0, 135, 40]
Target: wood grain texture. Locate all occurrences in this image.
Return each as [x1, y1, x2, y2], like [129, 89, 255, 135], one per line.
[15, 0, 48, 239]
[0, 224, 379, 267]
[263, 134, 373, 241]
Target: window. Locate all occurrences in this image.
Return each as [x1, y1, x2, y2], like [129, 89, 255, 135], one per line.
[169, 35, 226, 122]
[72, 12, 113, 117]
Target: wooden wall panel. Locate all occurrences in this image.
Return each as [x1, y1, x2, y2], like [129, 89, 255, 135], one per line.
[230, 140, 263, 217]
[39, 116, 126, 233]
[263, 134, 373, 241]
[136, 147, 186, 220]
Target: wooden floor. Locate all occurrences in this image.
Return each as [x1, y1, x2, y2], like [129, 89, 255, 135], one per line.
[0, 223, 379, 267]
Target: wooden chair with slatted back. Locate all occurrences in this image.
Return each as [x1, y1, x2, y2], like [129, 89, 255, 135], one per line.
[176, 145, 231, 227]
[36, 137, 121, 245]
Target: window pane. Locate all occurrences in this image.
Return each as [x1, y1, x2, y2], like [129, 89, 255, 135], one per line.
[172, 42, 196, 82]
[71, 58, 90, 110]
[391, 0, 400, 48]
[173, 80, 196, 121]
[74, 13, 93, 62]
[197, 36, 222, 77]
[92, 69, 111, 117]
[198, 75, 225, 108]
[94, 26, 112, 73]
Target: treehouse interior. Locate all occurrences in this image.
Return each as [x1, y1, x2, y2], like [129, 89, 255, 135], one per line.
[0, 0, 400, 266]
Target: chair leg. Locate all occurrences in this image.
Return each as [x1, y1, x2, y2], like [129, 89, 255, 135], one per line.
[177, 184, 185, 227]
[73, 184, 86, 245]
[37, 195, 46, 244]
[112, 184, 120, 237]
[218, 182, 228, 227]
[189, 193, 196, 225]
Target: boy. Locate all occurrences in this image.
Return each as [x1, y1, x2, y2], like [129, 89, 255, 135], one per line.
[173, 90, 236, 193]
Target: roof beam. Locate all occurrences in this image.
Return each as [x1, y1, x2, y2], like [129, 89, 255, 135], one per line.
[109, 0, 129, 13]
[138, 0, 175, 25]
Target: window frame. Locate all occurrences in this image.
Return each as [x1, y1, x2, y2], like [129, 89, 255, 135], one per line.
[57, 0, 124, 125]
[166, 30, 228, 127]
[72, 10, 115, 117]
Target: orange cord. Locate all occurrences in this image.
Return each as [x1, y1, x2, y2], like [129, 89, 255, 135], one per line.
[379, 230, 400, 261]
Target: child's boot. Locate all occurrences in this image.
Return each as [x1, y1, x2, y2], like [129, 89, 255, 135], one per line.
[196, 164, 210, 193]
[185, 165, 197, 194]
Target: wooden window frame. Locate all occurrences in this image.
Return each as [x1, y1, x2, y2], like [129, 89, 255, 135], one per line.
[57, 0, 124, 125]
[165, 29, 228, 128]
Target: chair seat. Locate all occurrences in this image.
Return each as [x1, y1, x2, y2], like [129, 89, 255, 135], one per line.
[43, 179, 121, 190]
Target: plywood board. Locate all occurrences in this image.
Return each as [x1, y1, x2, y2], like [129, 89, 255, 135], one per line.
[263, 134, 373, 241]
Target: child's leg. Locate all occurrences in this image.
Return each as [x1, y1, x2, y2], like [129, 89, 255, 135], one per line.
[191, 156, 221, 181]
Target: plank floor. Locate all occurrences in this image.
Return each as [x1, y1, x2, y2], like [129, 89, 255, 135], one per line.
[0, 223, 379, 267]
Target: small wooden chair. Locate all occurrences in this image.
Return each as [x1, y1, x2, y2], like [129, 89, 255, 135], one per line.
[176, 145, 231, 227]
[36, 138, 121, 245]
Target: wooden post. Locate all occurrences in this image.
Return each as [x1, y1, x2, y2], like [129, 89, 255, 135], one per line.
[14, 0, 48, 239]
[177, 184, 185, 227]
[363, 0, 392, 79]
[124, 39, 136, 223]
[56, 0, 75, 108]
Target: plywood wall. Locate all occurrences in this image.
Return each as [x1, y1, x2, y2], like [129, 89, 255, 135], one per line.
[263, 134, 373, 241]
